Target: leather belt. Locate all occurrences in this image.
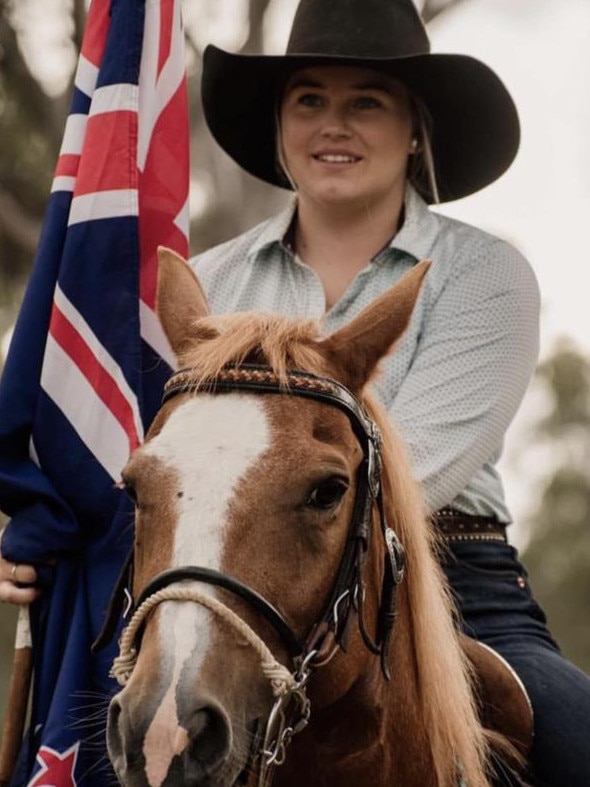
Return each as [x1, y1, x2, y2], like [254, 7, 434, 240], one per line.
[434, 508, 507, 543]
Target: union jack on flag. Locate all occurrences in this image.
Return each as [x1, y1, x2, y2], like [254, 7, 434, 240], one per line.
[0, 0, 189, 783]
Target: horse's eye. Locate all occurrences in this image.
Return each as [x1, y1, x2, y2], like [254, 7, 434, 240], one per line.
[307, 479, 348, 510]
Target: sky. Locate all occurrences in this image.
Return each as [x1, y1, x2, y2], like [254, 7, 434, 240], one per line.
[10, 0, 590, 546]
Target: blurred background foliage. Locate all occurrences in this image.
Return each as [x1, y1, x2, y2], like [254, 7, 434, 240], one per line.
[1, 0, 589, 736]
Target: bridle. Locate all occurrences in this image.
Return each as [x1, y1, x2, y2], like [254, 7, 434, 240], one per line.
[95, 363, 406, 785]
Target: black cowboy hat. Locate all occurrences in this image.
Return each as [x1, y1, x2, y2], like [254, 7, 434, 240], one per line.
[201, 0, 520, 203]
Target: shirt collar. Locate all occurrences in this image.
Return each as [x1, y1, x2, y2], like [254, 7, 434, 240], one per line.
[248, 196, 298, 258]
[391, 185, 441, 261]
[246, 186, 440, 262]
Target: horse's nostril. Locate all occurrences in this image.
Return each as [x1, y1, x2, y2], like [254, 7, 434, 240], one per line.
[107, 698, 122, 757]
[107, 696, 135, 780]
[183, 704, 231, 777]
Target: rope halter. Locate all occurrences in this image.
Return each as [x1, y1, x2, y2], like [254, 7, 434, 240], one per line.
[111, 585, 295, 698]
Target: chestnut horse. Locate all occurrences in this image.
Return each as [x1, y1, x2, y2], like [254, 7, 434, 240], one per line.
[106, 249, 528, 787]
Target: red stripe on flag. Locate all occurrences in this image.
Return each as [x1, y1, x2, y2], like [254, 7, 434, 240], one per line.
[139, 80, 189, 307]
[49, 305, 141, 453]
[158, 1, 174, 77]
[81, 0, 111, 68]
[75, 112, 139, 196]
[55, 154, 81, 179]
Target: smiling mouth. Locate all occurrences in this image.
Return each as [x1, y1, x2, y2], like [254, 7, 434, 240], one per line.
[313, 154, 362, 164]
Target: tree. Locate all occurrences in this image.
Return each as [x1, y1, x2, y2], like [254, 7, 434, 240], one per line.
[520, 340, 590, 673]
[0, 0, 86, 341]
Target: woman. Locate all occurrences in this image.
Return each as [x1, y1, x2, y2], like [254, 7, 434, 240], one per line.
[189, 0, 590, 785]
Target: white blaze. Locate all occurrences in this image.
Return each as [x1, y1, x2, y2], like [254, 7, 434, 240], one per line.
[141, 394, 271, 785]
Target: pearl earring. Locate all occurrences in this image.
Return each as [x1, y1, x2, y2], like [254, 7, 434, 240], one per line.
[410, 138, 419, 153]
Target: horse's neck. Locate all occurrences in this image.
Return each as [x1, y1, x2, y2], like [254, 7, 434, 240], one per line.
[276, 634, 436, 787]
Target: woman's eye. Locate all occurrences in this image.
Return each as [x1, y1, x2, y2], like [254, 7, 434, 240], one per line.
[297, 93, 323, 108]
[354, 96, 382, 109]
[307, 479, 348, 510]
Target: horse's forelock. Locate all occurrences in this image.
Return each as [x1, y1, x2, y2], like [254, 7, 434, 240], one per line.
[178, 313, 329, 385]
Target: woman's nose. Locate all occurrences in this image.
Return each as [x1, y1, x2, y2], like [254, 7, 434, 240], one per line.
[314, 99, 352, 136]
[320, 110, 352, 138]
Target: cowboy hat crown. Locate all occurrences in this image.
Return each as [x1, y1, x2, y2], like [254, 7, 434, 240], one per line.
[202, 0, 520, 203]
[286, 0, 430, 58]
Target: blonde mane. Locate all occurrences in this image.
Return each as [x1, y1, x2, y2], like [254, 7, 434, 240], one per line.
[363, 394, 491, 787]
[179, 311, 491, 787]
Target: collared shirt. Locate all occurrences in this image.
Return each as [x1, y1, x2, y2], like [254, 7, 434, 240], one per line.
[191, 187, 540, 523]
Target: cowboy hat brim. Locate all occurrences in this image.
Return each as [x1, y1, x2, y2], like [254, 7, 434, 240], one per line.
[202, 45, 520, 204]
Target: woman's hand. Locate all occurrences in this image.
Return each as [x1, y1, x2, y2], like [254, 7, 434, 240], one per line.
[0, 554, 40, 605]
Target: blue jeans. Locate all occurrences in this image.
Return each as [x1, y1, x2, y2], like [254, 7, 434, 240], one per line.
[442, 539, 590, 787]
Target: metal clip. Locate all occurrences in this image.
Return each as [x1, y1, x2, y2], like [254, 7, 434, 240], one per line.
[258, 656, 313, 786]
[331, 589, 350, 632]
[122, 587, 134, 620]
[385, 527, 405, 584]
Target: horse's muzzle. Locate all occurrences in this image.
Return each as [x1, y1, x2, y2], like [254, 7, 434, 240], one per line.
[107, 692, 234, 786]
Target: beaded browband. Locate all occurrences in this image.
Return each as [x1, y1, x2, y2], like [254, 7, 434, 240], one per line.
[163, 363, 381, 458]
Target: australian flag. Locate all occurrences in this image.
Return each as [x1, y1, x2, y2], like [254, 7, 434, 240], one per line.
[0, 0, 189, 783]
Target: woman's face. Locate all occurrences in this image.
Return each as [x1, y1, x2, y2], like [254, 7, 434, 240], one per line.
[280, 65, 414, 213]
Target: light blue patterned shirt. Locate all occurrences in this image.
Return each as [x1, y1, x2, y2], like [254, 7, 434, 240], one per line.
[191, 186, 540, 523]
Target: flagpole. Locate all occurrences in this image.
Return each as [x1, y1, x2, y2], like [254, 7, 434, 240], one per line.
[0, 606, 33, 787]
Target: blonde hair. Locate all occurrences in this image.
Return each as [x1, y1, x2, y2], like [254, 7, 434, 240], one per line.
[275, 105, 298, 192]
[408, 94, 441, 204]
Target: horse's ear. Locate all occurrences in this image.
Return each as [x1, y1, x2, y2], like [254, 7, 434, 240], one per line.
[156, 246, 210, 359]
[318, 260, 431, 392]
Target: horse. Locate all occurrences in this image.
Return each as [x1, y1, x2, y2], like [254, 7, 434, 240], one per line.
[105, 248, 531, 787]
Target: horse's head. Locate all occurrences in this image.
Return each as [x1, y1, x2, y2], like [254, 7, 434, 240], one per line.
[107, 249, 483, 787]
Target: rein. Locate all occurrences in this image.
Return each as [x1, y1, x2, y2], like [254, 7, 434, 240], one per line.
[98, 363, 407, 785]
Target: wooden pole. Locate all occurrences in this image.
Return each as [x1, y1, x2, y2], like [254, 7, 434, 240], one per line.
[0, 607, 33, 787]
